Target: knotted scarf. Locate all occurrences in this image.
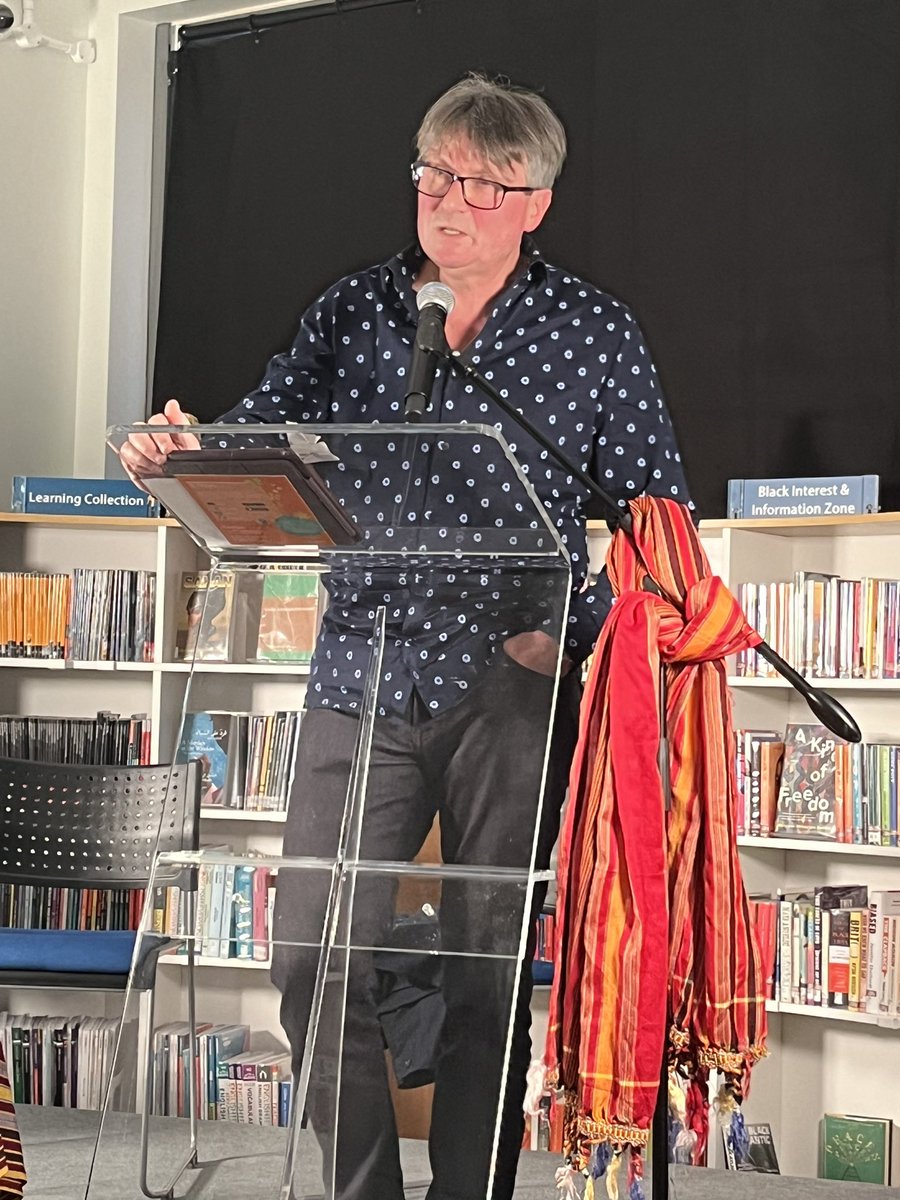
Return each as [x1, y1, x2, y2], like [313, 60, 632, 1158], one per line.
[546, 496, 767, 1193]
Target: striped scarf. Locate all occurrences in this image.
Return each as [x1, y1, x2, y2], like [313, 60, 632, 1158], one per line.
[546, 496, 767, 1194]
[0, 1044, 25, 1197]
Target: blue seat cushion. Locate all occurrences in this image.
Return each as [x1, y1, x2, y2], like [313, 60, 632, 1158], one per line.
[532, 958, 554, 984]
[0, 929, 171, 975]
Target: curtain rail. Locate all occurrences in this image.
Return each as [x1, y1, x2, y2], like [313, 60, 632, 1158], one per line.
[178, 0, 415, 46]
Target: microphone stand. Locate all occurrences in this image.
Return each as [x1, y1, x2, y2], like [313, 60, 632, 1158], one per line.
[420, 338, 861, 1199]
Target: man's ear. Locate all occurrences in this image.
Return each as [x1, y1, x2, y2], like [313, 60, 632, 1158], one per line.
[524, 188, 553, 233]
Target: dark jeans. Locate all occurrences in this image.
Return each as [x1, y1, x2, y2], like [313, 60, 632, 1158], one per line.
[271, 654, 581, 1200]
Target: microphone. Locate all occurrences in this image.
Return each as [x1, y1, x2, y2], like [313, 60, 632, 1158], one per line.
[404, 281, 455, 421]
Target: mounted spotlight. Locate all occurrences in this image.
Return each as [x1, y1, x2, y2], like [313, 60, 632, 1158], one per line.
[0, 2, 23, 39]
[0, 0, 95, 63]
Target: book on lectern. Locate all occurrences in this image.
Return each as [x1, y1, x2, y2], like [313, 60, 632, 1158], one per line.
[148, 447, 360, 551]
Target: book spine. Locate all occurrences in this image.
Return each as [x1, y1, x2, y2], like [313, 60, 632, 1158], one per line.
[778, 899, 792, 1003]
[848, 909, 863, 1012]
[827, 909, 851, 1008]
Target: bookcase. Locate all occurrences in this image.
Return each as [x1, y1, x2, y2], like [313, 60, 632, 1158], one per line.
[2, 509, 898, 1177]
[0, 513, 296, 1050]
[695, 513, 900, 1179]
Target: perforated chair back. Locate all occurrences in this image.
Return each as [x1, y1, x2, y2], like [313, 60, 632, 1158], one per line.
[0, 758, 201, 892]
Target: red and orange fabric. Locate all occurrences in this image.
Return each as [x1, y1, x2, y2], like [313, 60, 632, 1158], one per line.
[546, 496, 767, 1188]
[0, 1043, 25, 1198]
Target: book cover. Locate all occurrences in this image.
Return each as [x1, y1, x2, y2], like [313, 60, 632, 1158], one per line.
[827, 909, 852, 1007]
[255, 570, 320, 663]
[175, 570, 235, 662]
[820, 1114, 892, 1184]
[774, 723, 841, 840]
[177, 712, 234, 806]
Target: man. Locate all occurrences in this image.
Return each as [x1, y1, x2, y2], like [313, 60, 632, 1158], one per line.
[123, 74, 690, 1200]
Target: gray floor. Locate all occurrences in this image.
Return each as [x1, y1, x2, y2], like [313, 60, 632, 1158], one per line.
[16, 1106, 900, 1199]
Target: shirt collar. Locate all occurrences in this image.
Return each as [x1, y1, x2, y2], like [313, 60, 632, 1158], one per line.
[384, 237, 549, 317]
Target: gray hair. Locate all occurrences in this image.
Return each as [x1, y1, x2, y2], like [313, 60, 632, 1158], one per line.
[415, 73, 567, 190]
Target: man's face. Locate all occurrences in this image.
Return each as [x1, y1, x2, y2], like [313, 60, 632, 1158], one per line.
[416, 136, 552, 278]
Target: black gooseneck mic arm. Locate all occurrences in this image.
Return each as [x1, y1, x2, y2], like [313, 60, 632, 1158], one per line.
[425, 337, 861, 744]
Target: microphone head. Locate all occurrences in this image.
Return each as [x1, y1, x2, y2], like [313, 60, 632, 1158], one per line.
[416, 281, 455, 316]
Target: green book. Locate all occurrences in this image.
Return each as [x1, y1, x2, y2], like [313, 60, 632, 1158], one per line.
[820, 1113, 892, 1184]
[255, 570, 320, 663]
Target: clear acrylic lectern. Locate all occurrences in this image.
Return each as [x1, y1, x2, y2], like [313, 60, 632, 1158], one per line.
[86, 423, 571, 1200]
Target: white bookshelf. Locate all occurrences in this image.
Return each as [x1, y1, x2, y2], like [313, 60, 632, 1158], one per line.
[160, 954, 270, 970]
[0, 513, 302, 1052]
[705, 512, 900, 1179]
[738, 836, 900, 859]
[767, 1000, 900, 1030]
[585, 514, 900, 1177]
[3, 511, 898, 1169]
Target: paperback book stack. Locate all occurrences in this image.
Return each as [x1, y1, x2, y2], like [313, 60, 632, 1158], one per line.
[748, 885, 900, 1015]
[67, 568, 156, 661]
[177, 710, 302, 811]
[175, 568, 321, 664]
[0, 1013, 128, 1110]
[151, 1024, 293, 1127]
[735, 722, 899, 846]
[0, 572, 70, 657]
[0, 712, 151, 766]
[153, 861, 276, 963]
[736, 571, 900, 680]
[0, 881, 147, 933]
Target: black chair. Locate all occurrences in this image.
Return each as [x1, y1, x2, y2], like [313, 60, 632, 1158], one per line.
[0, 756, 201, 1200]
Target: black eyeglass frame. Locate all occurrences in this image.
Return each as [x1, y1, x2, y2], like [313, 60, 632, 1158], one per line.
[410, 160, 536, 211]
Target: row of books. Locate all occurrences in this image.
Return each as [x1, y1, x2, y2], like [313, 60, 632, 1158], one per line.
[535, 911, 555, 963]
[151, 1023, 293, 1126]
[0, 1012, 119, 1110]
[735, 571, 900, 680]
[176, 569, 321, 665]
[736, 723, 900, 846]
[154, 864, 276, 962]
[748, 885, 900, 1014]
[178, 710, 302, 811]
[0, 572, 70, 658]
[0, 569, 157, 662]
[0, 883, 146, 932]
[68, 568, 156, 662]
[0, 712, 152, 766]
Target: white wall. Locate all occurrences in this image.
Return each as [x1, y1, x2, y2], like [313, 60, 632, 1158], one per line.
[77, 0, 320, 477]
[0, 0, 318, 493]
[0, 0, 91, 489]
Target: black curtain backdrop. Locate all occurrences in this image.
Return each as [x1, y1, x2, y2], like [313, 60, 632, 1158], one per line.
[152, 0, 900, 518]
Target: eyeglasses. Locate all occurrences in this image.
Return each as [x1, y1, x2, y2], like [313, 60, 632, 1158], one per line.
[410, 161, 535, 211]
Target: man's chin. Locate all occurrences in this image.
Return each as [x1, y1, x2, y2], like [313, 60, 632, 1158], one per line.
[421, 234, 473, 266]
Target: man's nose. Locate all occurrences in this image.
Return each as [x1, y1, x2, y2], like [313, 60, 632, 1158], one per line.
[437, 178, 468, 211]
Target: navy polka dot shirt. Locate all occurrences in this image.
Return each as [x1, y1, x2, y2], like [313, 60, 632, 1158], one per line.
[217, 240, 692, 718]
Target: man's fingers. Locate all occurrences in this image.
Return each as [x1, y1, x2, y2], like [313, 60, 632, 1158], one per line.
[172, 430, 201, 451]
[119, 440, 162, 488]
[120, 404, 200, 485]
[126, 413, 198, 459]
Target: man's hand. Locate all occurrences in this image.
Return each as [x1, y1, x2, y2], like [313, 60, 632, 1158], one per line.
[119, 399, 201, 489]
[502, 630, 573, 677]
